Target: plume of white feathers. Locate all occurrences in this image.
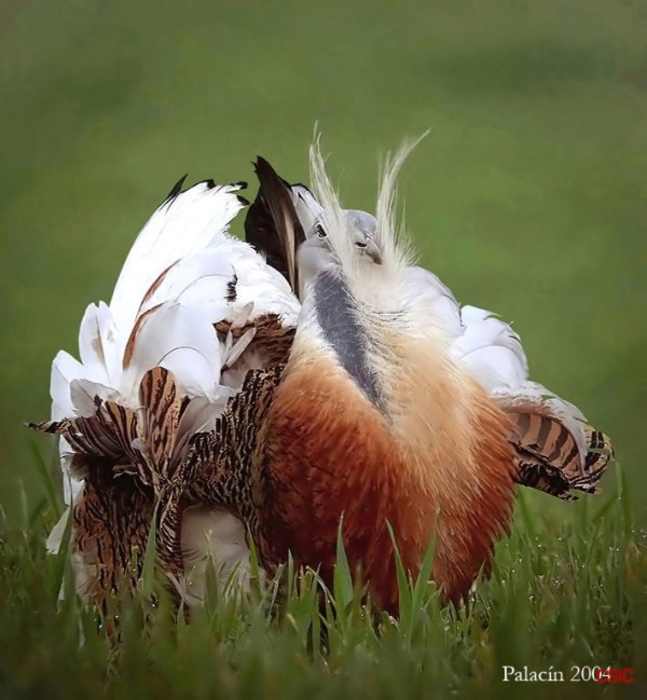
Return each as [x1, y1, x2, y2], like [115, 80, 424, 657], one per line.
[50, 180, 298, 507]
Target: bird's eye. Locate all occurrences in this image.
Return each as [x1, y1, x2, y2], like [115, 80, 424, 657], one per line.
[355, 240, 367, 248]
[315, 224, 327, 239]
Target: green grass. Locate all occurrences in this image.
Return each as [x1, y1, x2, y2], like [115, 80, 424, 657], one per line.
[0, 465, 645, 699]
[0, 0, 645, 521]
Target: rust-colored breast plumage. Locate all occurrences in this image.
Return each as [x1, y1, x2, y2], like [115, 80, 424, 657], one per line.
[257, 358, 516, 613]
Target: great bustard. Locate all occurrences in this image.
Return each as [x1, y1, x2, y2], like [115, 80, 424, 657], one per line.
[32, 142, 613, 612]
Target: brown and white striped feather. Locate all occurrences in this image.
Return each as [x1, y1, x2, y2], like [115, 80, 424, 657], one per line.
[70, 454, 154, 610]
[138, 366, 184, 485]
[509, 411, 613, 499]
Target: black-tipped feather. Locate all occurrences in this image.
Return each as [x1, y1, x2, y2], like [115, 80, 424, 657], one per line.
[244, 157, 305, 291]
[162, 175, 188, 207]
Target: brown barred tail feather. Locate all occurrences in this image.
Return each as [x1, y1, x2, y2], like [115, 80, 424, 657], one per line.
[138, 366, 185, 485]
[509, 411, 614, 500]
[28, 412, 127, 479]
[72, 455, 155, 609]
[28, 367, 190, 490]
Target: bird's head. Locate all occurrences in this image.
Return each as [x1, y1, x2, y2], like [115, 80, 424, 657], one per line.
[296, 195, 383, 295]
[294, 136, 423, 313]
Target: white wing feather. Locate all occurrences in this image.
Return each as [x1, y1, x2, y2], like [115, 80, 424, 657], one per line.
[401, 266, 463, 338]
[77, 302, 122, 387]
[450, 306, 528, 391]
[50, 351, 85, 421]
[491, 380, 590, 464]
[48, 178, 300, 510]
[109, 181, 245, 336]
[120, 302, 225, 403]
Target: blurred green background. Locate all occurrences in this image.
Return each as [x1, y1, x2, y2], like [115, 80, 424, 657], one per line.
[0, 0, 645, 523]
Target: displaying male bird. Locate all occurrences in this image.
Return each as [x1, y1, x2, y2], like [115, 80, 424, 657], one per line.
[138, 142, 613, 612]
[32, 142, 613, 613]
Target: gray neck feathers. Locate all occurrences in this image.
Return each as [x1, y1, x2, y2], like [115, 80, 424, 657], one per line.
[313, 271, 385, 412]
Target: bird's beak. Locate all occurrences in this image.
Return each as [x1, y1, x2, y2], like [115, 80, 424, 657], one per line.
[364, 239, 382, 265]
[356, 236, 382, 265]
